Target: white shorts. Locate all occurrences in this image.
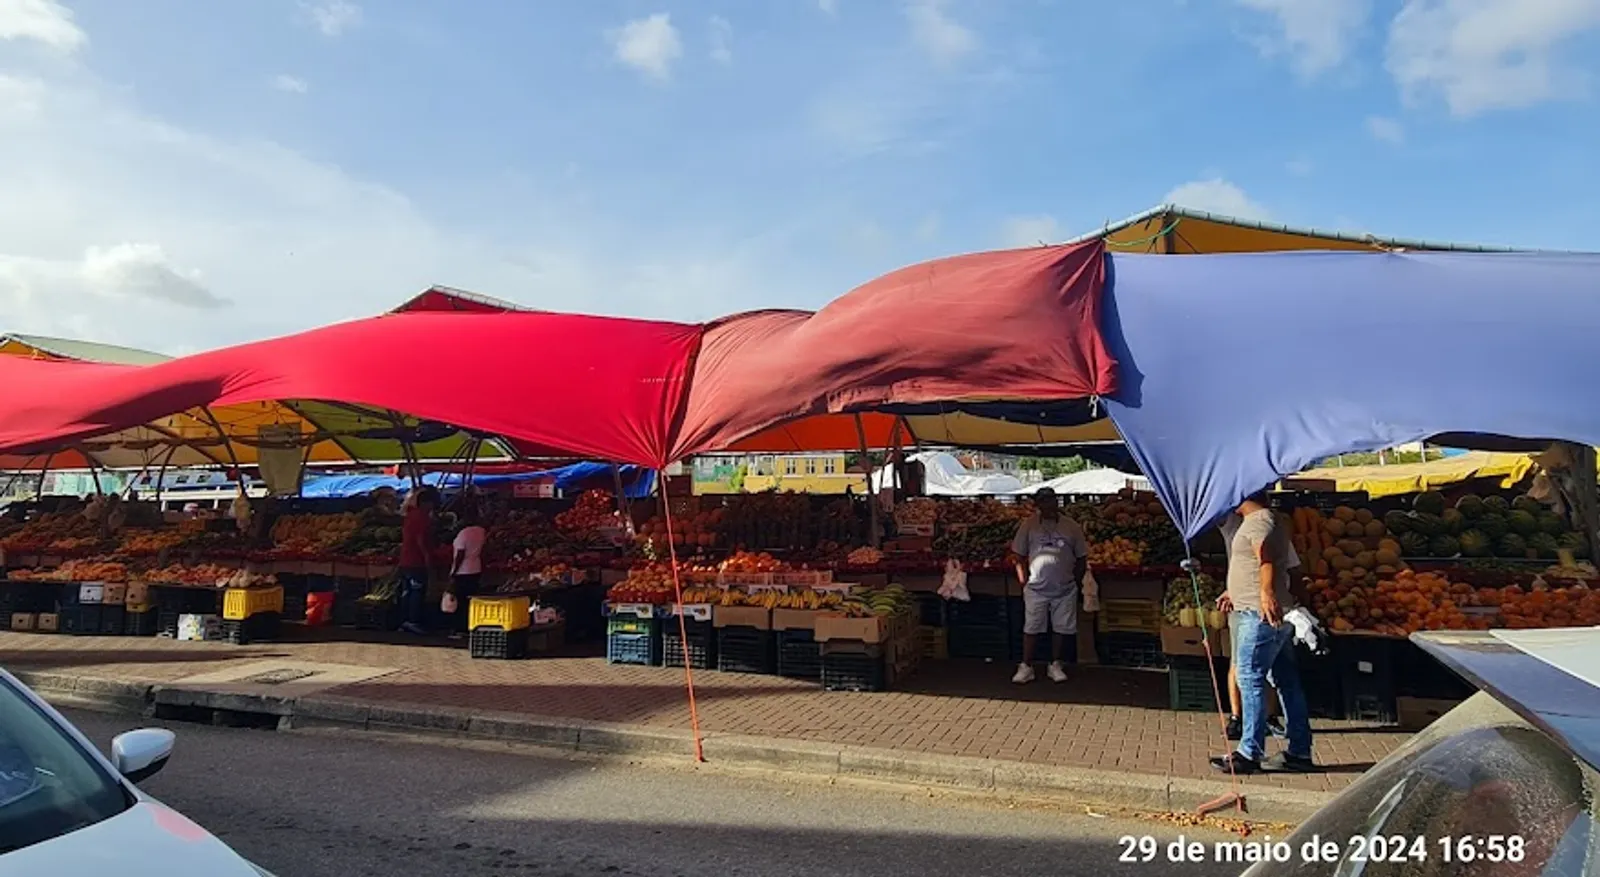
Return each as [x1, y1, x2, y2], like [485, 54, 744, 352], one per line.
[1022, 589, 1078, 635]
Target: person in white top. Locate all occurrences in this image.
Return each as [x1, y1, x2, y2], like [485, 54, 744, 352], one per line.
[448, 501, 487, 636]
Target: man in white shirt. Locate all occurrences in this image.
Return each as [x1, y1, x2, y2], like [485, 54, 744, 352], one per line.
[1009, 488, 1090, 684]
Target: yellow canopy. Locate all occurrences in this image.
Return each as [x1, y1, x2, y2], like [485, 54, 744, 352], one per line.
[1282, 452, 1537, 498]
[1068, 205, 1519, 255]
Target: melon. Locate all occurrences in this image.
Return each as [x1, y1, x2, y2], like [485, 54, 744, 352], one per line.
[1374, 547, 1401, 567]
[1483, 495, 1511, 514]
[1400, 531, 1429, 557]
[1440, 508, 1465, 534]
[1338, 539, 1366, 556]
[1378, 538, 1401, 555]
[1537, 511, 1568, 536]
[1324, 518, 1346, 537]
[1413, 491, 1447, 515]
[1529, 532, 1560, 559]
[1364, 520, 1386, 538]
[1496, 533, 1528, 558]
[1321, 546, 1343, 562]
[1507, 510, 1539, 537]
[1429, 534, 1461, 557]
[1384, 510, 1412, 534]
[1411, 513, 1445, 537]
[1455, 494, 1485, 519]
[1559, 531, 1591, 559]
[1333, 506, 1357, 523]
[1476, 513, 1509, 541]
[1331, 554, 1354, 571]
[1354, 550, 1377, 569]
[1512, 495, 1542, 516]
[1458, 529, 1491, 558]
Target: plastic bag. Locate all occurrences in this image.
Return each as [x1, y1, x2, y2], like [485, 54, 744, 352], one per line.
[938, 558, 970, 602]
[1081, 568, 1100, 613]
[440, 592, 459, 615]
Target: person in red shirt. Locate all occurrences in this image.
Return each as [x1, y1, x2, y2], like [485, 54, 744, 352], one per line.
[397, 486, 440, 635]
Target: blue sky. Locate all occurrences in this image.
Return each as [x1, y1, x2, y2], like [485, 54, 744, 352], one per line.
[0, 0, 1597, 352]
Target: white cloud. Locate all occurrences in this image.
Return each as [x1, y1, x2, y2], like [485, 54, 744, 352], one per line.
[818, 0, 838, 14]
[1365, 114, 1405, 143]
[999, 214, 1061, 248]
[271, 74, 309, 94]
[1235, 0, 1372, 76]
[708, 15, 733, 65]
[1163, 178, 1272, 221]
[0, 0, 84, 52]
[906, 0, 977, 64]
[303, 0, 361, 37]
[608, 13, 683, 82]
[1387, 0, 1600, 117]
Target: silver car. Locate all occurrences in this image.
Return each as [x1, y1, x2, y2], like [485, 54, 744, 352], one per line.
[0, 668, 270, 876]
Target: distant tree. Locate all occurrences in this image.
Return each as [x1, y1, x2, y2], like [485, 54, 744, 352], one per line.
[1018, 456, 1092, 479]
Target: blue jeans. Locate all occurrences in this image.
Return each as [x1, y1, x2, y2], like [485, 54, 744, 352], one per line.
[1232, 609, 1312, 761]
[399, 567, 429, 629]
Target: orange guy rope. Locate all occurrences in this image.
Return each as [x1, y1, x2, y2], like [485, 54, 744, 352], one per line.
[657, 472, 706, 762]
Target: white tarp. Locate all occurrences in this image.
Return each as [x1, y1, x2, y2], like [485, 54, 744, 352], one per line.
[871, 451, 1024, 497]
[1020, 468, 1149, 496]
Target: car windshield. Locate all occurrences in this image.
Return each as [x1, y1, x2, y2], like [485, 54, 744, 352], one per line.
[1244, 692, 1600, 877]
[0, 675, 130, 854]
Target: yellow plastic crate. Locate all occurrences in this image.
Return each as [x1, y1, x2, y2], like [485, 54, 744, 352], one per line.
[1096, 597, 1161, 634]
[469, 596, 531, 631]
[223, 585, 284, 621]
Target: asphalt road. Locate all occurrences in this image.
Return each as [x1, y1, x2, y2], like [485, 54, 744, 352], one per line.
[65, 709, 1247, 877]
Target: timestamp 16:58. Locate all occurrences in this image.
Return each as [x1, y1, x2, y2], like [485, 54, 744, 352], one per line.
[1348, 835, 1526, 864]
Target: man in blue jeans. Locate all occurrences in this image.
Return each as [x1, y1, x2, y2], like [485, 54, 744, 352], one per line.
[397, 486, 440, 635]
[1210, 490, 1314, 774]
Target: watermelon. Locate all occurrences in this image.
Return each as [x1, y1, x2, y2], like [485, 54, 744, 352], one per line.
[1440, 508, 1465, 534]
[1512, 495, 1542, 516]
[1455, 494, 1485, 519]
[1483, 495, 1510, 514]
[1429, 534, 1461, 557]
[1507, 510, 1539, 537]
[1399, 531, 1429, 557]
[1497, 533, 1528, 558]
[1529, 532, 1561, 559]
[1537, 511, 1568, 536]
[1458, 529, 1492, 557]
[1413, 490, 1447, 515]
[1384, 510, 1412, 534]
[1477, 513, 1509, 541]
[1411, 513, 1445, 536]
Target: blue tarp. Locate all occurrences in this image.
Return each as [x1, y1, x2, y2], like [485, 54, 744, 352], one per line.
[1102, 250, 1600, 541]
[300, 463, 654, 499]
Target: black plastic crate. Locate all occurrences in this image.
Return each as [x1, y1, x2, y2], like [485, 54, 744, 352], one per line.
[822, 649, 888, 692]
[220, 612, 281, 645]
[98, 605, 126, 636]
[1296, 648, 1344, 719]
[716, 626, 776, 675]
[947, 594, 1009, 625]
[152, 586, 220, 615]
[0, 581, 54, 614]
[124, 609, 158, 637]
[662, 618, 716, 670]
[332, 580, 367, 627]
[1334, 636, 1396, 724]
[470, 626, 530, 660]
[354, 600, 400, 631]
[607, 630, 663, 666]
[156, 608, 181, 639]
[60, 604, 102, 636]
[913, 592, 946, 627]
[1394, 639, 1475, 700]
[777, 629, 822, 681]
[1168, 656, 1229, 712]
[948, 624, 1009, 660]
[280, 578, 309, 622]
[1096, 631, 1166, 669]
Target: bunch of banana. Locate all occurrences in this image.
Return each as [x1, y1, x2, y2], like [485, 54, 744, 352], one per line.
[679, 586, 723, 604]
[360, 576, 399, 604]
[775, 590, 836, 610]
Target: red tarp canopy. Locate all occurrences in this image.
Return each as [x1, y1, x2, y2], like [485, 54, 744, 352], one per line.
[0, 241, 1114, 467]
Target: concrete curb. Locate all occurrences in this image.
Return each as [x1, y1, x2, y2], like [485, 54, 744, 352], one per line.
[18, 671, 1334, 824]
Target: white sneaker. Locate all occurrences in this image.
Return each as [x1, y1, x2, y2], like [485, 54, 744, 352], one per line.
[1047, 661, 1069, 683]
[1012, 663, 1036, 684]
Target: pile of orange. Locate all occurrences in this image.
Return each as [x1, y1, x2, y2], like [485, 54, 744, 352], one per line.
[1499, 583, 1600, 629]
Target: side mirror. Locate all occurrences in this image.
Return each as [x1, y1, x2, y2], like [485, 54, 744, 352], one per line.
[111, 728, 175, 784]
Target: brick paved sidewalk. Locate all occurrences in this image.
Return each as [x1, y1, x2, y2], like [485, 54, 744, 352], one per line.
[0, 628, 1408, 797]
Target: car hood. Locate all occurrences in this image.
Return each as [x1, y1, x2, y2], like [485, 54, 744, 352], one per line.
[0, 800, 259, 877]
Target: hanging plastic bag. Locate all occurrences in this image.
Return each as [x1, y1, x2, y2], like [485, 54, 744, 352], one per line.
[1081, 568, 1101, 613]
[440, 592, 459, 615]
[938, 558, 970, 601]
